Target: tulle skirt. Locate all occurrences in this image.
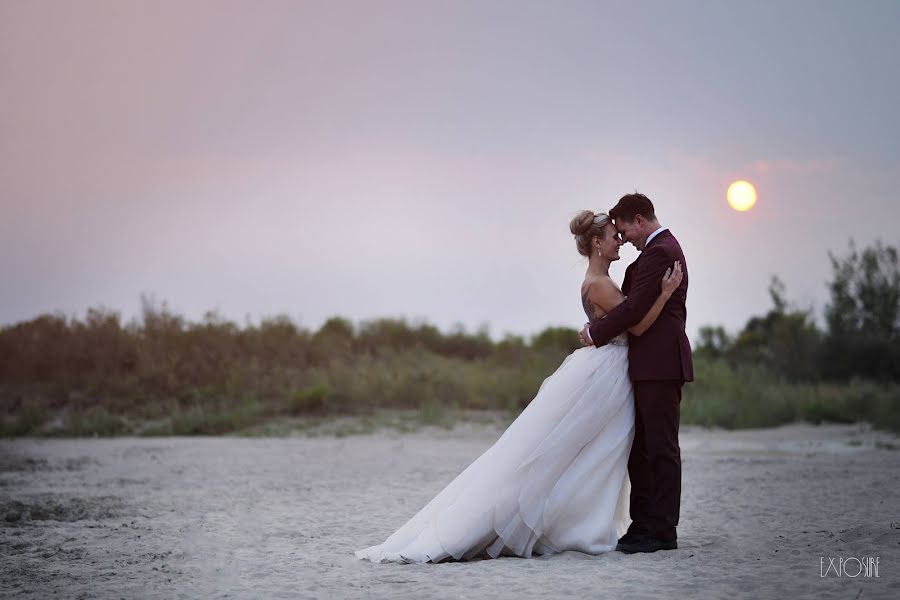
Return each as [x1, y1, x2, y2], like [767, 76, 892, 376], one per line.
[354, 343, 635, 563]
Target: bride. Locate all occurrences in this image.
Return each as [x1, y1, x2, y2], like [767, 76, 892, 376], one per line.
[354, 211, 683, 563]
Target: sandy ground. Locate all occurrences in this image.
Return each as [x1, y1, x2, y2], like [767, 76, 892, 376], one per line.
[1, 421, 899, 600]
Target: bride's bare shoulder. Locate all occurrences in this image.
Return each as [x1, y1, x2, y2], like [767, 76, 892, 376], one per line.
[581, 275, 622, 300]
[584, 274, 621, 293]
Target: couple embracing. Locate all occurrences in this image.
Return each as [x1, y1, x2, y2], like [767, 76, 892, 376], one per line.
[356, 192, 693, 563]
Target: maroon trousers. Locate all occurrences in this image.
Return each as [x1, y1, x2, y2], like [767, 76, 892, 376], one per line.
[628, 380, 683, 543]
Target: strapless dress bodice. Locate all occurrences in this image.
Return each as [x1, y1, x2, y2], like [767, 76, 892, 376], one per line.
[608, 333, 628, 347]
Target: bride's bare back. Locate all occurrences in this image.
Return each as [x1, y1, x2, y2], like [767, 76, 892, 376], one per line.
[581, 275, 625, 321]
[581, 263, 683, 339]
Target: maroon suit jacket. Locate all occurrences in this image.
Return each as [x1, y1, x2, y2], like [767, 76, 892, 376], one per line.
[589, 229, 694, 382]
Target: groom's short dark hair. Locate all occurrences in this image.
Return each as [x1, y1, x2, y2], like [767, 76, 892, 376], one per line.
[609, 193, 656, 223]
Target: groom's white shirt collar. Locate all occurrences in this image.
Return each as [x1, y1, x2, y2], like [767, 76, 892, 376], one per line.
[644, 226, 668, 248]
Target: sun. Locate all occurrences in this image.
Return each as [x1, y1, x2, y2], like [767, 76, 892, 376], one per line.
[727, 180, 757, 212]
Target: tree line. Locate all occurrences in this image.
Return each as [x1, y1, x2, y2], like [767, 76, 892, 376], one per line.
[0, 239, 897, 436]
[696, 240, 900, 383]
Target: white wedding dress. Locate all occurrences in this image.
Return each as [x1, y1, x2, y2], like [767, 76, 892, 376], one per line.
[354, 332, 635, 563]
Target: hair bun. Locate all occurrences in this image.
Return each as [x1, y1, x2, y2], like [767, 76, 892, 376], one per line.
[569, 210, 595, 236]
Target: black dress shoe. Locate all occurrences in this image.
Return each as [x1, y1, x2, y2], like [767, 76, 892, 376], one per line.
[617, 536, 678, 554]
[617, 524, 651, 546]
[616, 531, 646, 553]
[616, 531, 646, 550]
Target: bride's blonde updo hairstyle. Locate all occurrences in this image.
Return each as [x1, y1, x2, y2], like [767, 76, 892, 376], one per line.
[569, 210, 611, 257]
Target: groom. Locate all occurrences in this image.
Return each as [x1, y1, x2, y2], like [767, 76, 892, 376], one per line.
[579, 192, 693, 553]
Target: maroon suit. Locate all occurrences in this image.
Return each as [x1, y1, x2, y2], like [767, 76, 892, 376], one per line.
[588, 229, 692, 543]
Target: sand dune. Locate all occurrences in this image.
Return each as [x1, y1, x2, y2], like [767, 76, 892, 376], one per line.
[1, 421, 899, 599]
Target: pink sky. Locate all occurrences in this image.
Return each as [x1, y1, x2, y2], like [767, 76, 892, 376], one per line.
[2, 1, 898, 341]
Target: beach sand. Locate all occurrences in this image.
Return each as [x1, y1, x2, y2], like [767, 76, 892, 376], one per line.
[2, 420, 899, 599]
